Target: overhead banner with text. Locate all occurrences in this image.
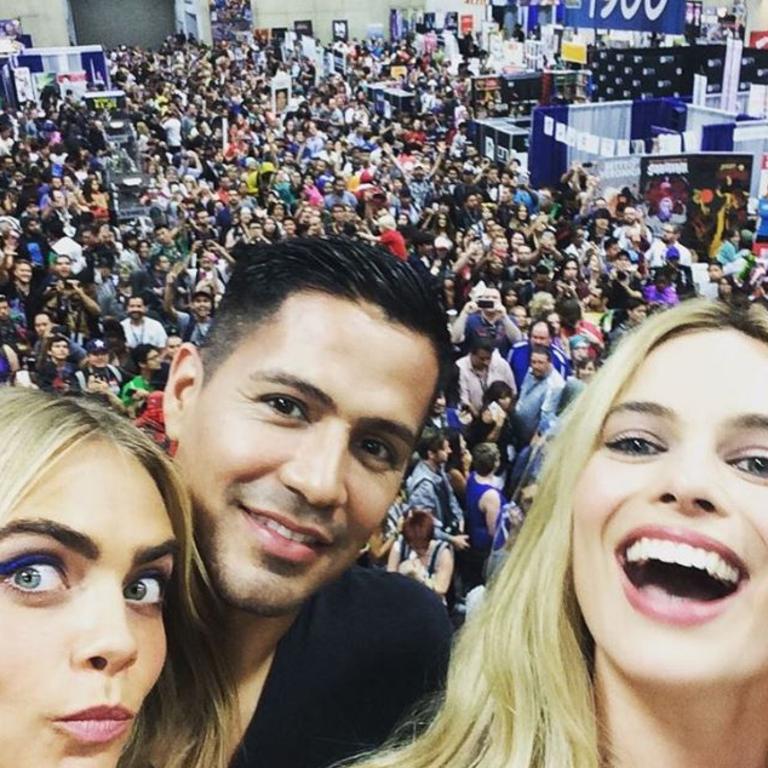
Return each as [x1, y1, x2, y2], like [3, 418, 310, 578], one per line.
[564, 0, 685, 34]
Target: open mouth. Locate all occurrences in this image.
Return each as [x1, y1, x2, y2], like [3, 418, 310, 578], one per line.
[618, 535, 748, 604]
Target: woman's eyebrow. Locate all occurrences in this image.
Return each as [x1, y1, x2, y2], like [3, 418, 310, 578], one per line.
[0, 519, 99, 560]
[132, 540, 179, 568]
[726, 414, 768, 432]
[605, 401, 676, 422]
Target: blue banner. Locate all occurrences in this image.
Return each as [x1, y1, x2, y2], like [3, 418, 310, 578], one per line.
[564, 0, 685, 34]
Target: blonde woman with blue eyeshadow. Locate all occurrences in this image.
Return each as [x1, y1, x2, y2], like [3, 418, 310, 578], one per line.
[0, 390, 236, 768]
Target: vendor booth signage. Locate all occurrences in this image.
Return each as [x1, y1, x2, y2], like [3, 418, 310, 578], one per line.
[270, 72, 291, 114]
[82, 90, 126, 113]
[294, 20, 313, 37]
[564, 0, 685, 35]
[561, 40, 587, 65]
[640, 154, 752, 261]
[471, 76, 502, 107]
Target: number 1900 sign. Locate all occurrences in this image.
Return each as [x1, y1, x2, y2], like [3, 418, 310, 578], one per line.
[564, 0, 685, 34]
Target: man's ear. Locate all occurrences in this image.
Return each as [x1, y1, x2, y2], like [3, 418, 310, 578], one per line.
[164, 343, 205, 440]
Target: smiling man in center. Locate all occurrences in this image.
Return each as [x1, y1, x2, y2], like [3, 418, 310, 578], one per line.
[164, 237, 453, 768]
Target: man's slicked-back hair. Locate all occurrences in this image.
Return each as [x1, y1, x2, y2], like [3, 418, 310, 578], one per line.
[203, 237, 452, 380]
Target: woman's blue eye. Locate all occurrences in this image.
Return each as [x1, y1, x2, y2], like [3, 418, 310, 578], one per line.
[731, 456, 768, 478]
[606, 436, 664, 456]
[124, 575, 166, 605]
[4, 563, 64, 593]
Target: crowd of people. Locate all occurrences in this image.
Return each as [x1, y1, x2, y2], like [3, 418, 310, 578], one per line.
[3, 10, 768, 768]
[0, 24, 764, 611]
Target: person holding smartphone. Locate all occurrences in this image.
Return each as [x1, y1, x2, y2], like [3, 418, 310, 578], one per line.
[450, 286, 521, 357]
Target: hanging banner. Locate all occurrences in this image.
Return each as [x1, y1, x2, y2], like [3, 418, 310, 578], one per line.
[460, 14, 475, 35]
[270, 71, 291, 114]
[564, 0, 685, 35]
[294, 19, 313, 37]
[332, 49, 347, 75]
[640, 154, 752, 261]
[13, 66, 34, 104]
[332, 19, 348, 42]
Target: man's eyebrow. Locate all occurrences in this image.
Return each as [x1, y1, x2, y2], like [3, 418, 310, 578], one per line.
[604, 401, 676, 421]
[252, 371, 335, 410]
[358, 417, 418, 448]
[132, 539, 178, 568]
[0, 519, 99, 560]
[250, 371, 418, 445]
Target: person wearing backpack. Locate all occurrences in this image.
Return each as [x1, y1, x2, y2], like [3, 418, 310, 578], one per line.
[405, 428, 469, 551]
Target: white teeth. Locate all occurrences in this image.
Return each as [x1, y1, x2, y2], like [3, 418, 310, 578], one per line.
[624, 537, 740, 585]
[254, 514, 318, 545]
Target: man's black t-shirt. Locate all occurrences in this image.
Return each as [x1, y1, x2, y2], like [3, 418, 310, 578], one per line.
[232, 566, 453, 768]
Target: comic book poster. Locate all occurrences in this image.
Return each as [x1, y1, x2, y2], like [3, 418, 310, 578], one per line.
[640, 154, 752, 260]
[594, 156, 642, 217]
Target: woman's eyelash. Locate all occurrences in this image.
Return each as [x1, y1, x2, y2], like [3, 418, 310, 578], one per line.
[0, 553, 62, 577]
[605, 434, 665, 455]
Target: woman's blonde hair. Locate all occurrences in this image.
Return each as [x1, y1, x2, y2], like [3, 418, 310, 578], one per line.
[528, 291, 556, 321]
[0, 390, 237, 768]
[348, 299, 768, 768]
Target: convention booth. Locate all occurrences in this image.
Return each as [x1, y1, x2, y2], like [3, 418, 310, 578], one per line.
[2, 45, 110, 109]
[473, 117, 530, 164]
[528, 98, 768, 192]
[365, 82, 416, 116]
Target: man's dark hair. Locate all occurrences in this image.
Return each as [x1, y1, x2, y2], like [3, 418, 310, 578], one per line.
[203, 237, 451, 380]
[530, 344, 552, 361]
[416, 426, 448, 459]
[626, 297, 646, 312]
[132, 343, 156, 368]
[469, 337, 495, 355]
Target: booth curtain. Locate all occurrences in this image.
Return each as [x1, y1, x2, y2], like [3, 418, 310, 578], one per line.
[567, 100, 632, 166]
[701, 122, 735, 152]
[530, 105, 568, 190]
[630, 98, 687, 143]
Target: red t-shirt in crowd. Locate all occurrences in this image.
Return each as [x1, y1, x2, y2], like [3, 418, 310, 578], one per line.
[379, 229, 408, 261]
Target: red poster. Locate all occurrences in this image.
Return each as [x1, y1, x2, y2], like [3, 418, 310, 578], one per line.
[460, 14, 474, 35]
[749, 30, 768, 49]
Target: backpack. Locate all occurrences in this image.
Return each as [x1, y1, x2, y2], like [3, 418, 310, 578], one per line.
[403, 474, 462, 536]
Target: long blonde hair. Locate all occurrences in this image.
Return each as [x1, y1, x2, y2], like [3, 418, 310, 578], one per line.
[347, 299, 768, 768]
[0, 390, 237, 768]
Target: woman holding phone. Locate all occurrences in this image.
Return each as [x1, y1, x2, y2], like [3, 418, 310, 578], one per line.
[0, 390, 236, 767]
[348, 298, 768, 768]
